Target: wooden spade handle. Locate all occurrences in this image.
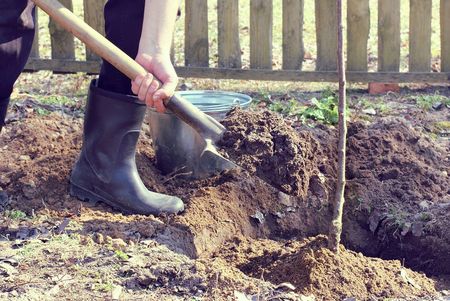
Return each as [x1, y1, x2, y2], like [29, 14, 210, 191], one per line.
[32, 0, 225, 141]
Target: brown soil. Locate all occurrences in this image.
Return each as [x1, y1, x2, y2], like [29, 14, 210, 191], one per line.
[343, 119, 450, 274]
[220, 108, 321, 198]
[1, 107, 449, 300]
[220, 235, 437, 300]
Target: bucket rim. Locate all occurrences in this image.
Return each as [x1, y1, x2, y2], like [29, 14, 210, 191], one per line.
[149, 90, 252, 114]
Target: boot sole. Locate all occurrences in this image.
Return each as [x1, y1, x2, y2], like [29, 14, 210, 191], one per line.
[69, 183, 133, 214]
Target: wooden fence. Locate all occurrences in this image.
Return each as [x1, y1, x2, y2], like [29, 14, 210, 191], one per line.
[25, 0, 450, 83]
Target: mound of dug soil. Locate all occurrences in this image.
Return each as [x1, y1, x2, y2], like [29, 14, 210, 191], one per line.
[220, 108, 321, 198]
[221, 236, 437, 300]
[343, 119, 450, 274]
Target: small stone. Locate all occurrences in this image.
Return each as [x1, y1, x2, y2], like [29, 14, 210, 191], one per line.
[112, 238, 127, 250]
[362, 108, 377, 115]
[250, 211, 265, 224]
[19, 155, 31, 161]
[274, 211, 285, 219]
[278, 191, 293, 207]
[286, 207, 296, 213]
[93, 233, 104, 244]
[432, 102, 443, 110]
[418, 201, 429, 210]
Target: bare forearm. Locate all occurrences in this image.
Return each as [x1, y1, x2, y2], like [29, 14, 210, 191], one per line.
[138, 0, 179, 56]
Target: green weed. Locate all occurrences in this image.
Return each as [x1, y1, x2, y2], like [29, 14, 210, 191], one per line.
[269, 89, 342, 125]
[5, 209, 27, 220]
[114, 250, 129, 261]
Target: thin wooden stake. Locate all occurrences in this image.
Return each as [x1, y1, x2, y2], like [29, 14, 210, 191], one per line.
[328, 0, 347, 253]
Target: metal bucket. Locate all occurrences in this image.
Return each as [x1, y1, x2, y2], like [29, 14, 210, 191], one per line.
[147, 90, 252, 177]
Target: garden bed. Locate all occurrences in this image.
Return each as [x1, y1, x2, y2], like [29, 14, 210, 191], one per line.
[0, 103, 449, 300]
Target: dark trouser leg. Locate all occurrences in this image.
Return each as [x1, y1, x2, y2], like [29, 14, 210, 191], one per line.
[97, 0, 145, 95]
[0, 0, 36, 131]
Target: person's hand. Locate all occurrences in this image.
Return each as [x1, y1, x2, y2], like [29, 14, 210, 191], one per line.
[131, 53, 178, 113]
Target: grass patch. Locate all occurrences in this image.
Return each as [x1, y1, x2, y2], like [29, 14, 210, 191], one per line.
[35, 95, 78, 107]
[357, 98, 391, 115]
[415, 94, 450, 111]
[4, 209, 27, 220]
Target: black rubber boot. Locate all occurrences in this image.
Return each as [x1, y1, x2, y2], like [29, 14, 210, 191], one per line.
[70, 80, 184, 215]
[0, 98, 9, 133]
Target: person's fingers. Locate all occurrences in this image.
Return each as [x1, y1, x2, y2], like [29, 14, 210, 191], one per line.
[131, 75, 144, 95]
[154, 99, 166, 113]
[153, 78, 178, 102]
[137, 73, 154, 102]
[145, 80, 161, 107]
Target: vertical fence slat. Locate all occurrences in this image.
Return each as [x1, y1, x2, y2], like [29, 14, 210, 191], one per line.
[218, 0, 241, 68]
[282, 0, 304, 70]
[185, 0, 209, 67]
[315, 0, 337, 71]
[83, 0, 105, 61]
[30, 9, 39, 59]
[347, 0, 370, 71]
[48, 0, 75, 60]
[409, 0, 432, 72]
[441, 0, 450, 72]
[250, 0, 273, 69]
[378, 0, 400, 72]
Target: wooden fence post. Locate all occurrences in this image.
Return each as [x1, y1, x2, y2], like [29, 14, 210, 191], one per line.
[347, 0, 370, 71]
[218, 0, 241, 68]
[185, 0, 209, 67]
[441, 0, 450, 72]
[30, 9, 40, 59]
[83, 0, 105, 61]
[409, 0, 432, 72]
[282, 0, 304, 70]
[48, 0, 75, 60]
[315, 0, 337, 71]
[378, 0, 400, 72]
[250, 0, 273, 69]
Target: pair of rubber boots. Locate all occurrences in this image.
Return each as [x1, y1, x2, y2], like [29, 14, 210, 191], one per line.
[69, 80, 184, 215]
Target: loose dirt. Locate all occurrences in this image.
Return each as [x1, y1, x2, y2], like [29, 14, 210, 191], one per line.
[343, 119, 450, 275]
[220, 235, 437, 300]
[220, 108, 321, 198]
[1, 106, 449, 300]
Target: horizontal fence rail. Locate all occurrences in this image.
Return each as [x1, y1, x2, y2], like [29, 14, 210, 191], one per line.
[25, 0, 450, 83]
